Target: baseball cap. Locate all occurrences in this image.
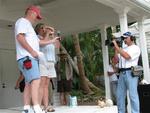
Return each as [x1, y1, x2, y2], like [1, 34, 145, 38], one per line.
[26, 5, 42, 20]
[122, 31, 132, 37]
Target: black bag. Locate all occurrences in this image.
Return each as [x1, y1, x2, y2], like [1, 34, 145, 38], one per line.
[19, 79, 25, 93]
[131, 65, 143, 77]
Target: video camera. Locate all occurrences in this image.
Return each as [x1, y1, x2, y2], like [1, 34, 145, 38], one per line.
[105, 36, 125, 47]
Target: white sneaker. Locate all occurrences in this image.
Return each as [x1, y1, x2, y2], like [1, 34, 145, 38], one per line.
[42, 110, 46, 113]
[34, 108, 46, 113]
[34, 110, 46, 113]
[29, 108, 35, 113]
[22, 108, 35, 113]
[41, 108, 46, 113]
[22, 109, 29, 113]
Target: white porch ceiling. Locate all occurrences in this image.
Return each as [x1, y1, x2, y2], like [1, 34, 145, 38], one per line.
[0, 0, 150, 36]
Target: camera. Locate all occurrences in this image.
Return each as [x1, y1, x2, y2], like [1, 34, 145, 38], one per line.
[56, 30, 61, 37]
[105, 36, 124, 47]
[56, 30, 61, 41]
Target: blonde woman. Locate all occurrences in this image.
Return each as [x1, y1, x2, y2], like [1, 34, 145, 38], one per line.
[35, 23, 60, 112]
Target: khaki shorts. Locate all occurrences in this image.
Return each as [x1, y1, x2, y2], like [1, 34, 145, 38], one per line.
[39, 62, 56, 78]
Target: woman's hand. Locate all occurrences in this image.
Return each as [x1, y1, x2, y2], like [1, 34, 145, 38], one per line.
[45, 26, 55, 35]
[54, 40, 61, 48]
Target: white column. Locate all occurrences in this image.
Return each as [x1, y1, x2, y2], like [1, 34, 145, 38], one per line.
[115, 7, 130, 34]
[119, 13, 128, 34]
[138, 18, 150, 82]
[100, 25, 111, 99]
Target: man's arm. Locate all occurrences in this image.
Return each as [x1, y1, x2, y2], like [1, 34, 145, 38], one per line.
[16, 33, 38, 58]
[112, 40, 131, 60]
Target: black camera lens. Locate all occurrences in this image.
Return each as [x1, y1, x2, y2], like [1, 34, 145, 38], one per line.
[105, 37, 123, 47]
[105, 39, 110, 46]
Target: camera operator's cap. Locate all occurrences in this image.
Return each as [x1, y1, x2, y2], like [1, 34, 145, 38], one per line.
[122, 31, 132, 37]
[26, 5, 42, 20]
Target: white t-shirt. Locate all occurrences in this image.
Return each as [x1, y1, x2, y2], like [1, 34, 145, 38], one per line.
[15, 18, 39, 60]
[108, 64, 118, 82]
[118, 44, 140, 68]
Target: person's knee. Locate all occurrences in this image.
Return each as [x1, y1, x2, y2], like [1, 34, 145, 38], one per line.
[31, 79, 40, 88]
[40, 81, 45, 87]
[43, 81, 49, 88]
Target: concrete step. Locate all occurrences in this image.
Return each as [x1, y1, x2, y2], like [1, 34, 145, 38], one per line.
[2, 106, 118, 113]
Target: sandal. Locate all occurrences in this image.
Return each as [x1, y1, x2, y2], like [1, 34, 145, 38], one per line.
[46, 106, 55, 112]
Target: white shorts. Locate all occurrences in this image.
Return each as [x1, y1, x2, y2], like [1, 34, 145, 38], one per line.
[39, 62, 56, 78]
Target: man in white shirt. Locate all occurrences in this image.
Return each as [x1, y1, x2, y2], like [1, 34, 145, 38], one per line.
[15, 5, 44, 113]
[112, 32, 140, 113]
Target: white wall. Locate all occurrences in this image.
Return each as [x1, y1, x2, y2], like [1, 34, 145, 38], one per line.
[0, 29, 23, 108]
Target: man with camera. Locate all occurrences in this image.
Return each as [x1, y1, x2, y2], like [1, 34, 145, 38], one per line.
[112, 32, 141, 113]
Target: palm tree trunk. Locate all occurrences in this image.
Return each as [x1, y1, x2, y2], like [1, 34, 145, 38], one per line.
[60, 44, 79, 74]
[60, 44, 100, 91]
[72, 34, 93, 94]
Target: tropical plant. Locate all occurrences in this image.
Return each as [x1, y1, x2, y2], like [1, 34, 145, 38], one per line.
[79, 30, 103, 82]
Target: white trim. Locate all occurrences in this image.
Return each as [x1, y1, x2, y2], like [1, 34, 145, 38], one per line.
[129, 0, 150, 12]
